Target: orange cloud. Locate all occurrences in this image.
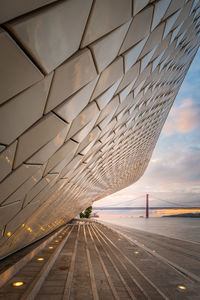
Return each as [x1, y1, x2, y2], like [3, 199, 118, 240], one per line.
[163, 98, 200, 135]
[155, 208, 200, 217]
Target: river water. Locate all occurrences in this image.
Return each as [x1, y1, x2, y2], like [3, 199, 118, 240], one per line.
[98, 216, 200, 243]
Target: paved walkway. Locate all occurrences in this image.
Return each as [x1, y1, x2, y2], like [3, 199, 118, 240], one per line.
[0, 220, 200, 299]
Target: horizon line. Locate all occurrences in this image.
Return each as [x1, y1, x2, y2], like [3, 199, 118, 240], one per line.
[93, 207, 200, 210]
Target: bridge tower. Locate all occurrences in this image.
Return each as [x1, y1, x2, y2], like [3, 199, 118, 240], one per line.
[146, 194, 149, 218]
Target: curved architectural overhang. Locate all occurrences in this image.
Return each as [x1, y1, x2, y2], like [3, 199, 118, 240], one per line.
[0, 0, 200, 259]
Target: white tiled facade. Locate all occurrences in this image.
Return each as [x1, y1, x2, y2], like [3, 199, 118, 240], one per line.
[0, 0, 200, 259]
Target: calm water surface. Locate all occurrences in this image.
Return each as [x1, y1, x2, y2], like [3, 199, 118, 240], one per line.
[99, 217, 200, 243]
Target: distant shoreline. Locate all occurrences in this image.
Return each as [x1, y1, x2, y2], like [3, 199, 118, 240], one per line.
[163, 213, 200, 218]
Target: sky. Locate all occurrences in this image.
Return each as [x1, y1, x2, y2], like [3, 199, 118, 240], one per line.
[95, 49, 200, 212]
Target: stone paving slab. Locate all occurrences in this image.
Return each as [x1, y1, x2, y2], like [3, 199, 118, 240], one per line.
[0, 220, 200, 299]
[99, 221, 200, 277]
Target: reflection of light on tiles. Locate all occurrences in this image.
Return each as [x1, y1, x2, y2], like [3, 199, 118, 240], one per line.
[134, 251, 139, 254]
[5, 156, 11, 164]
[89, 132, 94, 142]
[32, 176, 38, 182]
[178, 285, 186, 290]
[49, 246, 53, 249]
[7, 232, 12, 237]
[81, 113, 86, 126]
[37, 257, 44, 261]
[12, 281, 24, 287]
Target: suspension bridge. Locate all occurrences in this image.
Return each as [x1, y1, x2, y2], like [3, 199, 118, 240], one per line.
[93, 194, 200, 218]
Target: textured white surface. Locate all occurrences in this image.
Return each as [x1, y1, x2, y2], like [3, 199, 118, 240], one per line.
[0, 0, 200, 259]
[7, 0, 93, 73]
[0, 29, 43, 105]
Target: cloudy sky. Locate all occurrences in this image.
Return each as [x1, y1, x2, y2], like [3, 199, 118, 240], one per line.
[96, 49, 200, 210]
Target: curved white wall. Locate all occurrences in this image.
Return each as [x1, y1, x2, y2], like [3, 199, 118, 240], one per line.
[0, 0, 200, 258]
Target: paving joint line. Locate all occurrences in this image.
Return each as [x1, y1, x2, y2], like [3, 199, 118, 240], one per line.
[93, 223, 169, 300]
[20, 225, 74, 300]
[63, 224, 80, 300]
[91, 224, 137, 300]
[92, 224, 151, 299]
[100, 222, 200, 284]
[0, 224, 68, 288]
[87, 224, 120, 300]
[83, 225, 99, 300]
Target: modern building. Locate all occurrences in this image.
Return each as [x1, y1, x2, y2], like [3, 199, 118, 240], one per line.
[0, 0, 200, 259]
